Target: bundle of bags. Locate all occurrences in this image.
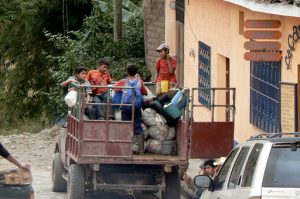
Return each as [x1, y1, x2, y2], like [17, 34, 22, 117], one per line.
[142, 108, 176, 154]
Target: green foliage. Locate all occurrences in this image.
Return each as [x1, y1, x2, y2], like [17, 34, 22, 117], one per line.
[45, 0, 149, 119]
[0, 0, 57, 127]
[0, 0, 148, 128]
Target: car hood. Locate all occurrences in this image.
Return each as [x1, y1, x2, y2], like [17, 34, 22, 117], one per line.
[262, 187, 300, 198]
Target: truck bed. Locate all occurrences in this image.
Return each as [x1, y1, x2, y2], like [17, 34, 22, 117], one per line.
[66, 115, 189, 166]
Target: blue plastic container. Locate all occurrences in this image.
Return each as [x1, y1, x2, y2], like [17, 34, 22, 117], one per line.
[170, 91, 188, 110]
[164, 103, 183, 119]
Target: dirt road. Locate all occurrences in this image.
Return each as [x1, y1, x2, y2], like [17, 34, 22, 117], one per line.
[0, 126, 66, 199]
[0, 126, 193, 199]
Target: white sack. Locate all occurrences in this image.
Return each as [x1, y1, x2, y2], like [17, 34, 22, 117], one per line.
[64, 90, 77, 107]
[146, 139, 161, 154]
[142, 108, 157, 126]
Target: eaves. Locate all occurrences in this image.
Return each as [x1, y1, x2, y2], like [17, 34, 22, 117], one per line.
[224, 0, 300, 17]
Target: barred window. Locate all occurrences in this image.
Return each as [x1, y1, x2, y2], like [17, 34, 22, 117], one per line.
[198, 41, 211, 107]
[250, 61, 280, 133]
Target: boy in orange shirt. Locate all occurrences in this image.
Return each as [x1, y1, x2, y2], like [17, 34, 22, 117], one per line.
[86, 59, 114, 120]
[153, 43, 177, 96]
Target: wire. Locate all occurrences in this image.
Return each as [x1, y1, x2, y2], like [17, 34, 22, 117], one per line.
[63, 0, 65, 35]
[66, 0, 69, 32]
[185, 9, 198, 43]
[62, 0, 69, 35]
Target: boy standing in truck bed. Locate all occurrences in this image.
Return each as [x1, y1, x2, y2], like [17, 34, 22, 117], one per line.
[113, 64, 147, 154]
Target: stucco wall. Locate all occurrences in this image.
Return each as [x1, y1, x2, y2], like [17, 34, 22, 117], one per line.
[182, 0, 300, 142]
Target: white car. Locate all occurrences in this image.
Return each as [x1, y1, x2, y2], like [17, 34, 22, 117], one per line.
[195, 133, 300, 199]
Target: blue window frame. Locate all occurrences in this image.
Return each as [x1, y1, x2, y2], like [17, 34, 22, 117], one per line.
[250, 61, 281, 133]
[198, 41, 211, 106]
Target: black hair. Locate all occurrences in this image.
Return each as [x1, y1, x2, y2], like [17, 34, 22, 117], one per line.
[126, 64, 138, 76]
[98, 58, 110, 66]
[203, 159, 217, 168]
[162, 48, 169, 54]
[74, 66, 87, 74]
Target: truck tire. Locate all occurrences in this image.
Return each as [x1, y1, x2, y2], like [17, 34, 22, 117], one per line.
[67, 164, 85, 199]
[162, 167, 181, 199]
[52, 153, 67, 192]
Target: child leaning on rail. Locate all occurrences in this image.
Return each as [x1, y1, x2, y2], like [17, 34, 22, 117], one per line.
[61, 66, 92, 117]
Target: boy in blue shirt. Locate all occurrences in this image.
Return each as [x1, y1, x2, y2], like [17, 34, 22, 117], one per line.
[113, 64, 148, 154]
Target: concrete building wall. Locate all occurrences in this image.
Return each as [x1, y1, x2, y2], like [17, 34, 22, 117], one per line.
[179, 0, 300, 142]
[143, 0, 165, 78]
[164, 0, 177, 56]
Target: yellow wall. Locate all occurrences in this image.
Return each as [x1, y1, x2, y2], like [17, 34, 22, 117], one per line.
[165, 0, 177, 55]
[172, 0, 300, 142]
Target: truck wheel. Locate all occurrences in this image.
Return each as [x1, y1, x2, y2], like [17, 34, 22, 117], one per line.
[52, 153, 67, 192]
[162, 167, 181, 199]
[67, 164, 85, 199]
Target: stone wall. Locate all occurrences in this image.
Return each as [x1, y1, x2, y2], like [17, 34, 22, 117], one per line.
[143, 0, 165, 79]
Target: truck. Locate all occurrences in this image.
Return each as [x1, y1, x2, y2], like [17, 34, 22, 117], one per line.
[51, 85, 235, 199]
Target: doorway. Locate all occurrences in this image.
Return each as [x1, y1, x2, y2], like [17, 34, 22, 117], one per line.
[295, 64, 300, 131]
[216, 55, 230, 121]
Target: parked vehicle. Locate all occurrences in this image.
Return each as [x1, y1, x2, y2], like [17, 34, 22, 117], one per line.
[51, 85, 236, 199]
[195, 133, 300, 199]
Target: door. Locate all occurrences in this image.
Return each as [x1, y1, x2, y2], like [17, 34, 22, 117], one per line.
[232, 144, 263, 199]
[216, 55, 230, 121]
[297, 64, 300, 131]
[201, 148, 240, 199]
[176, 21, 184, 85]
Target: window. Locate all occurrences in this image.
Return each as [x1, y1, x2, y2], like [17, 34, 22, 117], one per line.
[228, 147, 250, 189]
[241, 144, 263, 187]
[250, 61, 281, 133]
[263, 144, 300, 187]
[198, 41, 211, 107]
[214, 148, 239, 190]
[176, 0, 184, 23]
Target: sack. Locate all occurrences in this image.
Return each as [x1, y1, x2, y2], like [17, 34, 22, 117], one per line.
[121, 79, 144, 111]
[64, 90, 77, 107]
[146, 139, 162, 154]
[142, 108, 157, 126]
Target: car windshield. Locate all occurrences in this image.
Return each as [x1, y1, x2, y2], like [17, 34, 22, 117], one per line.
[263, 144, 300, 187]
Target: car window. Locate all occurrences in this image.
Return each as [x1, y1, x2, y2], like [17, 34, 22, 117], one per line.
[263, 144, 300, 187]
[213, 148, 239, 190]
[241, 143, 263, 187]
[228, 147, 250, 189]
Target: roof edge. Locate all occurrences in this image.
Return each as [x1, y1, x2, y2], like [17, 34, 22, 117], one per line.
[224, 0, 300, 17]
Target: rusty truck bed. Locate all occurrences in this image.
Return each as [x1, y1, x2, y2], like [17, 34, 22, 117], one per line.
[66, 114, 189, 166]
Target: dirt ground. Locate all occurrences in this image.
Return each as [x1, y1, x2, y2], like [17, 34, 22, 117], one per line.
[0, 125, 66, 199]
[0, 126, 194, 199]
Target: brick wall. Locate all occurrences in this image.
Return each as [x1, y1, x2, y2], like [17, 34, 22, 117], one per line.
[143, 0, 165, 79]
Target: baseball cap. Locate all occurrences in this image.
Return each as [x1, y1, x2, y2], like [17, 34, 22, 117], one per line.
[156, 43, 170, 52]
[213, 157, 226, 166]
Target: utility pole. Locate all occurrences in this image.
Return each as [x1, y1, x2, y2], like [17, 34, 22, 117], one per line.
[114, 0, 122, 42]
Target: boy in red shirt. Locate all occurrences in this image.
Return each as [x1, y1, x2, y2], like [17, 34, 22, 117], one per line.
[86, 59, 114, 120]
[153, 43, 177, 96]
[113, 64, 148, 154]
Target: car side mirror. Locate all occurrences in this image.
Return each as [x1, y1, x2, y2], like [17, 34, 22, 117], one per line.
[194, 175, 212, 188]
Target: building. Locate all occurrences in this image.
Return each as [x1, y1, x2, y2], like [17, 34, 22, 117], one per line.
[153, 0, 300, 142]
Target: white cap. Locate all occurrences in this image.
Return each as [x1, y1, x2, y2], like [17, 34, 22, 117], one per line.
[156, 43, 170, 52]
[213, 157, 226, 166]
